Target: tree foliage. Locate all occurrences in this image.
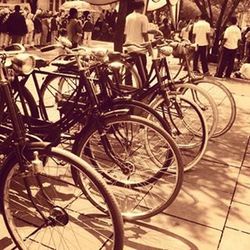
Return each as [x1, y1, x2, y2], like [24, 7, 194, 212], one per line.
[192, 0, 244, 59]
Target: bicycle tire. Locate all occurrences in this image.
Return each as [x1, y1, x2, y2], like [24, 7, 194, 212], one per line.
[72, 114, 183, 221]
[174, 83, 219, 139]
[0, 142, 124, 250]
[14, 85, 40, 118]
[107, 59, 143, 94]
[0, 85, 39, 123]
[110, 99, 172, 133]
[39, 73, 80, 121]
[193, 79, 236, 137]
[149, 94, 208, 172]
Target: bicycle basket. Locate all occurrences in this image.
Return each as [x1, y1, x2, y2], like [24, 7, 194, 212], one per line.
[172, 43, 185, 58]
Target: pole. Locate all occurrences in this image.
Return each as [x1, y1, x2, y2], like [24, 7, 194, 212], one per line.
[144, 0, 149, 13]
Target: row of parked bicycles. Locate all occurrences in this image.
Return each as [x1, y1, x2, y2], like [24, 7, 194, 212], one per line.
[0, 30, 236, 249]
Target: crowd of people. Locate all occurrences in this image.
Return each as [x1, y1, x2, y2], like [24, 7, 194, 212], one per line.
[0, 3, 249, 79]
[0, 5, 117, 49]
[148, 9, 250, 79]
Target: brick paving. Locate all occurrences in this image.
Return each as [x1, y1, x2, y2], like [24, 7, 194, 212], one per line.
[0, 40, 250, 249]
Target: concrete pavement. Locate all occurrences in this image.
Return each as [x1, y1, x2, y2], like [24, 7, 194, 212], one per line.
[0, 40, 250, 249]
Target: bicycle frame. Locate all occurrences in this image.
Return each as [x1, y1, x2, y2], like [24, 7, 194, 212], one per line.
[8, 53, 137, 174]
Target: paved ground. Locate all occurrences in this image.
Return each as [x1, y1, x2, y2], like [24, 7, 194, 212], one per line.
[0, 40, 250, 249]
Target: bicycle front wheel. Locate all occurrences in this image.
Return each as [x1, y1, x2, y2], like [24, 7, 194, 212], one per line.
[0, 143, 124, 250]
[73, 115, 183, 221]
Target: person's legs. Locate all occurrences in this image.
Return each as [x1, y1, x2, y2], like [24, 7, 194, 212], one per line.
[86, 32, 91, 46]
[193, 48, 200, 72]
[0, 33, 4, 47]
[200, 45, 209, 73]
[134, 53, 148, 87]
[124, 53, 147, 87]
[11, 35, 22, 44]
[51, 31, 58, 44]
[216, 47, 228, 77]
[4, 33, 10, 47]
[225, 49, 237, 78]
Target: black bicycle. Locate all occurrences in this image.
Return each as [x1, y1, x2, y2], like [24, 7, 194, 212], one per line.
[0, 45, 124, 250]
[34, 40, 206, 173]
[0, 43, 184, 221]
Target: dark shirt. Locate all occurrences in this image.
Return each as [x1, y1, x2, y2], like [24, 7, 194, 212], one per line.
[6, 12, 27, 36]
[51, 17, 58, 31]
[34, 17, 42, 33]
[0, 14, 9, 33]
[82, 19, 94, 32]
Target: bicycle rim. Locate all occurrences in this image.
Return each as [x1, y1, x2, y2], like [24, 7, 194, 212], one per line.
[150, 95, 208, 172]
[174, 83, 219, 139]
[0, 144, 123, 250]
[194, 79, 236, 137]
[73, 115, 183, 221]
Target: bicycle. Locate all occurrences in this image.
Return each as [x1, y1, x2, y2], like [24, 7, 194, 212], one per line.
[35, 39, 207, 172]
[1, 43, 184, 221]
[167, 39, 236, 138]
[0, 45, 124, 249]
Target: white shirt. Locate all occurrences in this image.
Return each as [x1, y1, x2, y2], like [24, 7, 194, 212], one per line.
[124, 11, 149, 44]
[193, 20, 211, 46]
[223, 25, 241, 49]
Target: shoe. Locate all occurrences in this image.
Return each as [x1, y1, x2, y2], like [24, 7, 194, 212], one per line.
[193, 71, 203, 76]
[214, 74, 223, 78]
[204, 72, 212, 76]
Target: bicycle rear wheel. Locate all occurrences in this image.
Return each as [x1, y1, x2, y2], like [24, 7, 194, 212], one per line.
[73, 114, 183, 221]
[149, 94, 208, 172]
[174, 83, 218, 139]
[194, 79, 236, 137]
[0, 143, 124, 250]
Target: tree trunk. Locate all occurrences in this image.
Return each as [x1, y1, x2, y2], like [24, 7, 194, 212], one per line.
[28, 0, 38, 14]
[114, 0, 134, 52]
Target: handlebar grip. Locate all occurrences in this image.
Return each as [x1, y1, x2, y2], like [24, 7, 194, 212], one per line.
[40, 45, 58, 52]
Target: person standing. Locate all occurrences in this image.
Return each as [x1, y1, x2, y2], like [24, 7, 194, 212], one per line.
[244, 27, 250, 63]
[192, 14, 211, 75]
[124, 0, 149, 85]
[40, 13, 50, 46]
[159, 18, 172, 39]
[0, 8, 11, 48]
[215, 16, 241, 78]
[6, 5, 27, 44]
[33, 10, 42, 47]
[82, 14, 94, 46]
[24, 13, 34, 48]
[50, 13, 59, 44]
[66, 8, 82, 48]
